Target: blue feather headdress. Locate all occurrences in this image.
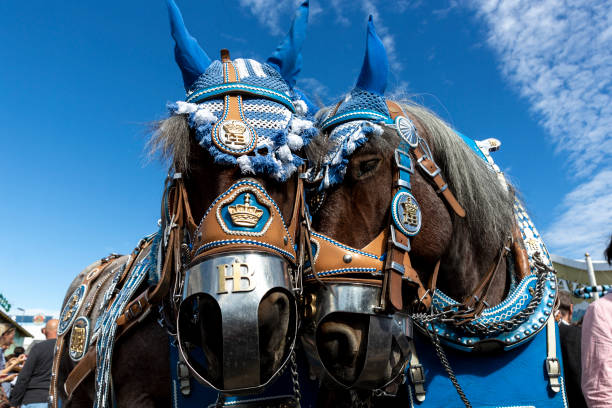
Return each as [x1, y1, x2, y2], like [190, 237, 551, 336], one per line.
[166, 0, 317, 181]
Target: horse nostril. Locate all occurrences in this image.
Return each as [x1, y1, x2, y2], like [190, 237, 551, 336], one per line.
[318, 321, 361, 365]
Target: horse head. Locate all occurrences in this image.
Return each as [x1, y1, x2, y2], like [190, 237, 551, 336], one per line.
[155, 0, 316, 394]
[302, 17, 517, 395]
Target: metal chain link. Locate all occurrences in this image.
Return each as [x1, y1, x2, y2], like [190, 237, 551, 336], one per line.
[412, 252, 553, 337]
[427, 329, 471, 407]
[290, 350, 302, 407]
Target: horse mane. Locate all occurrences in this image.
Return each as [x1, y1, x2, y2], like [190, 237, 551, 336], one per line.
[147, 114, 191, 173]
[306, 101, 515, 256]
[399, 102, 515, 255]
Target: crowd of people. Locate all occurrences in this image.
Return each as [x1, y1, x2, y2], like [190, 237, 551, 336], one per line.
[0, 319, 58, 408]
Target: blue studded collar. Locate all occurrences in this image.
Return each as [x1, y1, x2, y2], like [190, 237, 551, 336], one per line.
[415, 134, 558, 351]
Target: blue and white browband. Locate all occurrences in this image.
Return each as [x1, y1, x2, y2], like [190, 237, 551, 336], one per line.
[169, 92, 317, 182]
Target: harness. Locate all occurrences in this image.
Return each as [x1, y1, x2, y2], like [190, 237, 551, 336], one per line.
[305, 100, 465, 314]
[53, 50, 318, 406]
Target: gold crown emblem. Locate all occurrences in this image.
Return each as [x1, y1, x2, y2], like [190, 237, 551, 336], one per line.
[401, 200, 419, 227]
[228, 193, 264, 227]
[222, 122, 248, 145]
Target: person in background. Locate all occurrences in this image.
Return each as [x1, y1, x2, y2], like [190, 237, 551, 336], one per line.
[556, 290, 587, 408]
[0, 327, 16, 398]
[8, 319, 58, 408]
[581, 235, 612, 407]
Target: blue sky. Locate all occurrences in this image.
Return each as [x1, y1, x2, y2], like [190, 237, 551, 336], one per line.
[1, 0, 610, 312]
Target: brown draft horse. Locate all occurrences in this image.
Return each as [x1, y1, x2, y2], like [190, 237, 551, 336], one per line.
[302, 18, 518, 406]
[55, 1, 315, 406]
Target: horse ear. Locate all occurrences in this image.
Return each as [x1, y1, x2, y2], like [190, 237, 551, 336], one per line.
[355, 16, 388, 96]
[166, 0, 212, 90]
[266, 0, 309, 88]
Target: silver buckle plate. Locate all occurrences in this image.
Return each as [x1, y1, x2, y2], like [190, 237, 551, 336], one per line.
[394, 149, 414, 173]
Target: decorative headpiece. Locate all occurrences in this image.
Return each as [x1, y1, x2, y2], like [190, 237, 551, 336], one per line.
[308, 16, 400, 189]
[166, 0, 317, 181]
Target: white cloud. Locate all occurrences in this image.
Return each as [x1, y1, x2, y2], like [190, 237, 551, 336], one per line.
[543, 169, 612, 259]
[243, 0, 405, 72]
[468, 0, 612, 259]
[358, 0, 403, 72]
[468, 0, 612, 176]
[239, 0, 298, 35]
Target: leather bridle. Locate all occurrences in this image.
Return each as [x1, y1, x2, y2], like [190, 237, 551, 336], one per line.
[305, 100, 465, 313]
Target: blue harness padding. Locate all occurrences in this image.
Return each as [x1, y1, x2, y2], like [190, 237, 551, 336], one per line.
[403, 328, 567, 408]
[168, 340, 320, 407]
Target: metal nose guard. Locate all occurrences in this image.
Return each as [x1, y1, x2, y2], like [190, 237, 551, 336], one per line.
[177, 251, 297, 393]
[301, 283, 412, 390]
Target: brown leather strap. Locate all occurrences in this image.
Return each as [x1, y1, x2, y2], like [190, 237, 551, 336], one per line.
[51, 257, 119, 407]
[512, 225, 530, 280]
[459, 240, 510, 320]
[64, 309, 148, 399]
[386, 100, 466, 218]
[64, 178, 190, 400]
[411, 146, 466, 218]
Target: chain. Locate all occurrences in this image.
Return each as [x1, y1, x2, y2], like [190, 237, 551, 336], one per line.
[214, 393, 226, 408]
[290, 350, 302, 407]
[428, 329, 471, 407]
[413, 253, 552, 337]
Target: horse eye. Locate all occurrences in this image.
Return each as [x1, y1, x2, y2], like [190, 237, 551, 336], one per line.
[357, 158, 381, 178]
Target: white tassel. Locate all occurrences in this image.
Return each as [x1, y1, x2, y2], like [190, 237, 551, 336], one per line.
[174, 101, 198, 114]
[192, 108, 216, 125]
[276, 145, 293, 162]
[294, 100, 308, 116]
[237, 155, 255, 175]
[287, 133, 304, 150]
[290, 117, 314, 134]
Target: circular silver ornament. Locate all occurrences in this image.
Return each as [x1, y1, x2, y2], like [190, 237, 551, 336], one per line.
[395, 116, 418, 147]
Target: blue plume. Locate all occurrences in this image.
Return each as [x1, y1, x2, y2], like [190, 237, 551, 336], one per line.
[166, 0, 212, 90]
[266, 0, 309, 88]
[355, 16, 388, 96]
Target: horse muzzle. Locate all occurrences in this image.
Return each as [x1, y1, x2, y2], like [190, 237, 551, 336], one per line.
[301, 282, 412, 391]
[177, 250, 298, 394]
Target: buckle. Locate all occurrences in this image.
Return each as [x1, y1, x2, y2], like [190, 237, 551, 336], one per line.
[409, 364, 425, 385]
[389, 226, 411, 252]
[386, 261, 405, 275]
[546, 357, 560, 378]
[417, 156, 441, 177]
[125, 299, 144, 322]
[394, 149, 414, 173]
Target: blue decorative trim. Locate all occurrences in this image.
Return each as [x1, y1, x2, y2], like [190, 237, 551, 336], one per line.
[186, 83, 295, 112]
[94, 238, 155, 408]
[304, 267, 380, 280]
[310, 231, 381, 260]
[321, 109, 392, 130]
[193, 239, 295, 261]
[419, 268, 557, 351]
